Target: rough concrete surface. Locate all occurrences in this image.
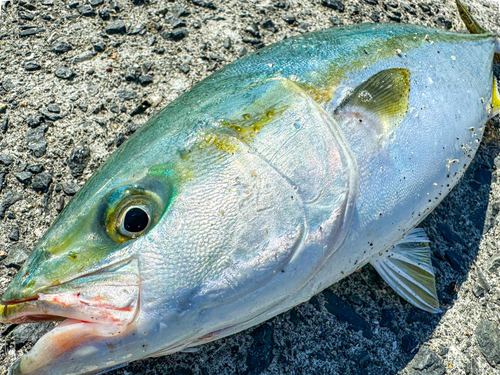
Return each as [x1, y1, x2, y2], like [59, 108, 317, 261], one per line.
[1, 0, 500, 374]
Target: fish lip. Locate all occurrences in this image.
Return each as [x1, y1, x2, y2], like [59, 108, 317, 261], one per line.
[0, 257, 140, 326]
[7, 318, 131, 375]
[1, 257, 141, 375]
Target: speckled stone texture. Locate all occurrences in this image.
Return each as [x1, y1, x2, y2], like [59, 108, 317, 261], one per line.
[1, 0, 500, 374]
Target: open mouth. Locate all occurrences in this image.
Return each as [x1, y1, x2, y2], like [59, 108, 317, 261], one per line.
[0, 258, 140, 374]
[0, 258, 140, 325]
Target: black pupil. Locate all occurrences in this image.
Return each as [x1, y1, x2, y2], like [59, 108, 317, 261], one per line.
[124, 207, 149, 233]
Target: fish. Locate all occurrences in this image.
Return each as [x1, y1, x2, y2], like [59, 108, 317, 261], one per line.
[1, 1, 499, 374]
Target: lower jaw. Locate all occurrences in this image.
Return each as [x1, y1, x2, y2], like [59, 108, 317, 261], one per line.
[10, 318, 126, 375]
[0, 297, 136, 375]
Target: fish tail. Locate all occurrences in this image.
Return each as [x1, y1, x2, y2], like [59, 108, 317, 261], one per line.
[492, 65, 500, 117]
[456, 0, 500, 117]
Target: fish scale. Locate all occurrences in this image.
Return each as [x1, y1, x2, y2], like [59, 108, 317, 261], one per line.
[1, 2, 500, 374]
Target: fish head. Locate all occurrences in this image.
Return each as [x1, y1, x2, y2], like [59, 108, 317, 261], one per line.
[0, 134, 181, 373]
[0, 77, 347, 374]
[0, 139, 300, 373]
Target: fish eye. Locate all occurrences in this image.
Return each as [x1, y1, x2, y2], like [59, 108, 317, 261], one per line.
[105, 187, 164, 243]
[120, 205, 151, 236]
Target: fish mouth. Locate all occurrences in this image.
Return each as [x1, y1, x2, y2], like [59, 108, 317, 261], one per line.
[0, 258, 140, 374]
[0, 257, 140, 325]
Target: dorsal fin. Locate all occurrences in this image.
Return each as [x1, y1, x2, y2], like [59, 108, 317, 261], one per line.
[456, 0, 487, 34]
[334, 68, 411, 138]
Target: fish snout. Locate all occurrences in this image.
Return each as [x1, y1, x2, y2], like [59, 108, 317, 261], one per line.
[0, 258, 141, 374]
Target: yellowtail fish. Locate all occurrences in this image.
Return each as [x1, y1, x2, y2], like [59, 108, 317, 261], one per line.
[1, 1, 499, 374]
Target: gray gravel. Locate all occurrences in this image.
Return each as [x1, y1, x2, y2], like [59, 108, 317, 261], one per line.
[1, 0, 500, 374]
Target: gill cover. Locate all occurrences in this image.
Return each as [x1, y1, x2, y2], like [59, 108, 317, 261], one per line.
[139, 76, 357, 311]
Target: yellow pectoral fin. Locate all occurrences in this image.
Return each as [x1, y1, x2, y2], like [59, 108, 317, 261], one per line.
[334, 68, 411, 138]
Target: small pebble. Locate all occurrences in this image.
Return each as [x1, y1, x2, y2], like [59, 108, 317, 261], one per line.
[408, 347, 445, 375]
[8, 226, 19, 242]
[49, 41, 72, 54]
[47, 104, 60, 113]
[54, 66, 74, 80]
[129, 24, 145, 35]
[14, 172, 33, 185]
[117, 89, 138, 101]
[26, 114, 44, 128]
[20, 28, 39, 37]
[78, 4, 95, 16]
[26, 127, 47, 157]
[27, 164, 43, 173]
[2, 245, 28, 267]
[19, 11, 35, 20]
[283, 13, 296, 24]
[162, 29, 189, 41]
[94, 42, 105, 52]
[130, 101, 151, 116]
[139, 75, 153, 86]
[321, 0, 345, 12]
[19, 0, 36, 9]
[476, 320, 500, 366]
[192, 0, 216, 10]
[61, 181, 79, 196]
[0, 154, 14, 166]
[330, 16, 343, 26]
[56, 195, 65, 212]
[322, 290, 373, 338]
[31, 172, 53, 193]
[68, 145, 91, 177]
[0, 118, 8, 134]
[169, 17, 186, 29]
[99, 9, 110, 20]
[149, 94, 162, 107]
[24, 61, 41, 71]
[106, 20, 127, 35]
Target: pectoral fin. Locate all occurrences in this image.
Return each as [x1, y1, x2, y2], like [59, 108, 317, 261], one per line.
[370, 228, 440, 313]
[334, 68, 411, 139]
